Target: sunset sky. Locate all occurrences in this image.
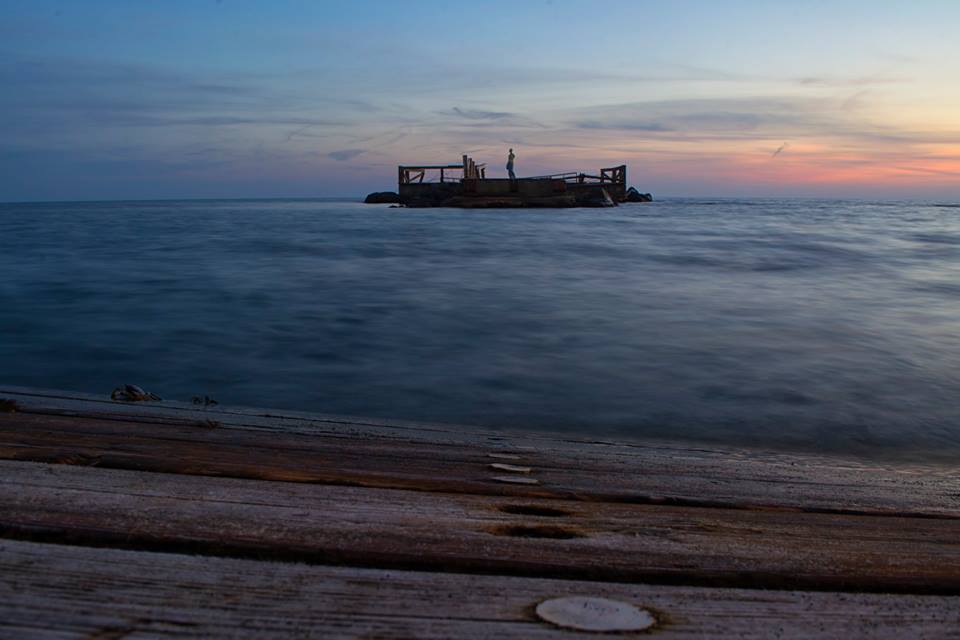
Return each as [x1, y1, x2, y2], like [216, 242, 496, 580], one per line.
[2, 0, 959, 201]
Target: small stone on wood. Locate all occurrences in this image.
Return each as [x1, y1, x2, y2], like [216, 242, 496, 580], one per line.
[535, 596, 656, 632]
[111, 384, 161, 402]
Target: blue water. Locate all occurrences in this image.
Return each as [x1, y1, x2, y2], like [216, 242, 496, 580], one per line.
[3, 197, 960, 463]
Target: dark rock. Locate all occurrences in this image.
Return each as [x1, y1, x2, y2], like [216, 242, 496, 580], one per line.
[577, 188, 617, 207]
[624, 187, 653, 203]
[403, 182, 461, 207]
[364, 191, 401, 204]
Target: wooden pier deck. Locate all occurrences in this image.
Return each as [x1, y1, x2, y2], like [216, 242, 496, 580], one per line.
[1, 384, 959, 638]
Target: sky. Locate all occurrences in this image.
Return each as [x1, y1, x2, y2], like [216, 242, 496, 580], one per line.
[2, 0, 959, 201]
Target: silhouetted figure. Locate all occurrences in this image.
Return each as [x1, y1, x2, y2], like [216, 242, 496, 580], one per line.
[506, 148, 516, 180]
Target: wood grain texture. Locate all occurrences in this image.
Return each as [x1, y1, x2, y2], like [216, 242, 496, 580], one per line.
[2, 460, 959, 594]
[1, 388, 958, 519]
[2, 539, 959, 640]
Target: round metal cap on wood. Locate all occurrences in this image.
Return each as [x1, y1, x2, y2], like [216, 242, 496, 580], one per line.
[535, 596, 656, 633]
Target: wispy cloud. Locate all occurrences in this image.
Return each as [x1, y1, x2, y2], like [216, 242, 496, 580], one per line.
[565, 98, 805, 138]
[577, 121, 673, 132]
[284, 124, 314, 142]
[0, 52, 365, 136]
[328, 149, 366, 161]
[891, 165, 960, 177]
[796, 74, 912, 87]
[449, 107, 513, 120]
[555, 96, 960, 149]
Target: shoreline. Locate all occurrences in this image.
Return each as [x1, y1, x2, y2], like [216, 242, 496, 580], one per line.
[3, 382, 955, 473]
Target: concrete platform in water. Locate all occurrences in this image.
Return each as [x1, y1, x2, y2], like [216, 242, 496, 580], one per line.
[1, 384, 959, 638]
[398, 155, 648, 208]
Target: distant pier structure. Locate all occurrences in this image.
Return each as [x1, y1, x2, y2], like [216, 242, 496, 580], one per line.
[387, 154, 650, 208]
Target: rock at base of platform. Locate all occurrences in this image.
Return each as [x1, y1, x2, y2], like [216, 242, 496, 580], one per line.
[364, 191, 402, 204]
[625, 187, 653, 202]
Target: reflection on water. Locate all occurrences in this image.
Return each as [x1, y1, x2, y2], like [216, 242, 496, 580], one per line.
[2, 197, 960, 464]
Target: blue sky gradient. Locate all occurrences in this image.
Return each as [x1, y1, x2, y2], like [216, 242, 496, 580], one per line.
[2, 1, 959, 200]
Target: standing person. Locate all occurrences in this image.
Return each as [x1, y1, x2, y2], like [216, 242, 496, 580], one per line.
[506, 148, 516, 180]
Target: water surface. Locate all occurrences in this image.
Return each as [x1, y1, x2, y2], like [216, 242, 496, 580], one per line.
[3, 197, 960, 464]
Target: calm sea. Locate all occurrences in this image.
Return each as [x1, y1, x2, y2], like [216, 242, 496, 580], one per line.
[3, 197, 960, 463]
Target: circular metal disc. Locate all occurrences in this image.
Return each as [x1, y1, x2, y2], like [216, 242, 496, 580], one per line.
[535, 596, 656, 632]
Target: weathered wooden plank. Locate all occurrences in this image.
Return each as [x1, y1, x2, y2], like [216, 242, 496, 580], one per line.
[1, 405, 958, 519]
[3, 539, 959, 639]
[2, 460, 959, 594]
